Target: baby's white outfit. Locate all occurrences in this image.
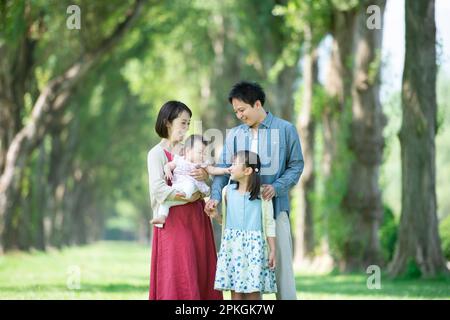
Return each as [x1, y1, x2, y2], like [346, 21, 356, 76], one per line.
[155, 155, 210, 227]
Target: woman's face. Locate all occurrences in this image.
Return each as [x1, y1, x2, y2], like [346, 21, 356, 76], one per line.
[167, 111, 191, 143]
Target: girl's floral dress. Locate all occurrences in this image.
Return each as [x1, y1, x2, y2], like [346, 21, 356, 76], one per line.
[214, 184, 277, 294]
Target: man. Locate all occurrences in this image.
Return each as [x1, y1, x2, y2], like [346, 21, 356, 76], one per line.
[205, 81, 304, 300]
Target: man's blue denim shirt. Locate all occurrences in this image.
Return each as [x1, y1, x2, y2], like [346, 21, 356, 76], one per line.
[210, 111, 304, 218]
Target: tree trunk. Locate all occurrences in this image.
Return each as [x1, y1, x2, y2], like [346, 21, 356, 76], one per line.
[295, 24, 318, 262]
[322, 9, 356, 176]
[341, 0, 387, 270]
[0, 0, 144, 253]
[33, 143, 47, 251]
[322, 9, 357, 270]
[389, 0, 448, 278]
[271, 64, 299, 123]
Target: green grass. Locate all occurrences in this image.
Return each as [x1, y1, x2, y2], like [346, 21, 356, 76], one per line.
[0, 241, 448, 300]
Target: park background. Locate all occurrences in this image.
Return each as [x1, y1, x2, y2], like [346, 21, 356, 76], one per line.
[0, 0, 449, 299]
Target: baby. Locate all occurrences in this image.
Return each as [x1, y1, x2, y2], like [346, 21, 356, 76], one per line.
[151, 134, 230, 226]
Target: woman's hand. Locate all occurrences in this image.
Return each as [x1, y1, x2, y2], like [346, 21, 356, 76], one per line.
[190, 168, 208, 181]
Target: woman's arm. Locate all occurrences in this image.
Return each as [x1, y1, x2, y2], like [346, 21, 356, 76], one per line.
[147, 148, 177, 204]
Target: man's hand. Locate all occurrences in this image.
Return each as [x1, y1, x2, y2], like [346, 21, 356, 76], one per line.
[261, 184, 276, 201]
[205, 199, 219, 216]
[190, 168, 208, 181]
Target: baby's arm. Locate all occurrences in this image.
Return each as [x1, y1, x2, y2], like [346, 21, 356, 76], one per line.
[163, 161, 177, 180]
[206, 165, 231, 176]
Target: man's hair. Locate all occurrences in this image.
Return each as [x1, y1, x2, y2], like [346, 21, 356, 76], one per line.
[228, 81, 266, 106]
[184, 134, 208, 150]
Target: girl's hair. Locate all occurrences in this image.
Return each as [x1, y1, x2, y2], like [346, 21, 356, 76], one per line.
[233, 150, 261, 200]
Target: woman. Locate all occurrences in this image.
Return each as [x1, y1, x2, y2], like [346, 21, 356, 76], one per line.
[147, 100, 223, 300]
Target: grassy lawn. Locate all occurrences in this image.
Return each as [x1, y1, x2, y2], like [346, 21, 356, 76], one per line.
[0, 241, 448, 300]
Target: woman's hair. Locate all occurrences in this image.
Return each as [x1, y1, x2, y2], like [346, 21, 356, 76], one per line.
[155, 101, 192, 138]
[233, 150, 261, 201]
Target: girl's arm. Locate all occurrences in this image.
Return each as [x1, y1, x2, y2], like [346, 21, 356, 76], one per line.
[206, 165, 231, 176]
[262, 196, 276, 270]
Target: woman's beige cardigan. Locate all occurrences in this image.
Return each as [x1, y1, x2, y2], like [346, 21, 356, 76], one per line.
[147, 143, 178, 218]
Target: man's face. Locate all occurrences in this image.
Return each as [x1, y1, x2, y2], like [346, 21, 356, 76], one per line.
[231, 98, 260, 127]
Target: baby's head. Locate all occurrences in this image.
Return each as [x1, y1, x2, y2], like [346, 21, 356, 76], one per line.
[183, 134, 208, 164]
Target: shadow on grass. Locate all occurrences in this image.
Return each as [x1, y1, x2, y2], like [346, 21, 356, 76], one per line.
[295, 273, 450, 299]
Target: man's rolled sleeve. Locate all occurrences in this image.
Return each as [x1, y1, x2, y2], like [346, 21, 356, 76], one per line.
[272, 124, 304, 196]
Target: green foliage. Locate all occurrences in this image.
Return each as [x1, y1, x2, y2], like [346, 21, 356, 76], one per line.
[439, 215, 450, 260]
[320, 104, 355, 262]
[404, 259, 422, 279]
[379, 205, 398, 262]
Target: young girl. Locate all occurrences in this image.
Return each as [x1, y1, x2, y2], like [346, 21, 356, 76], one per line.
[210, 150, 277, 300]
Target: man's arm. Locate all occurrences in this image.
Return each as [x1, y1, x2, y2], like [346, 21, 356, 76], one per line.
[272, 124, 304, 196]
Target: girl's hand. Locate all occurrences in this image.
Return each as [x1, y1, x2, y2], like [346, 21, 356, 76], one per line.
[268, 250, 276, 270]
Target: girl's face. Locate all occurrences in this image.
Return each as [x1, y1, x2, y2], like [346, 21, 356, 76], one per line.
[167, 111, 191, 143]
[230, 156, 251, 181]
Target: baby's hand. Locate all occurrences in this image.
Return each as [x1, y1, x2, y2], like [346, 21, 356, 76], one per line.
[164, 166, 173, 181]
